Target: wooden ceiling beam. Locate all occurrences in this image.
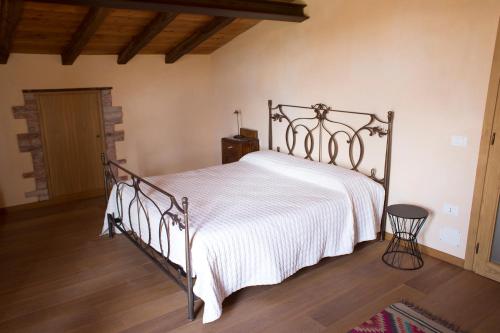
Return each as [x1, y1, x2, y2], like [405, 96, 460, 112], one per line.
[0, 0, 23, 64]
[118, 12, 177, 64]
[165, 16, 234, 64]
[30, 0, 308, 23]
[61, 7, 110, 65]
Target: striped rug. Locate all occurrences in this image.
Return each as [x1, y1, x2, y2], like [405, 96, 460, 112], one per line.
[348, 302, 466, 333]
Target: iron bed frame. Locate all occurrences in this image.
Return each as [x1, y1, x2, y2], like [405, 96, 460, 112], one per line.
[102, 100, 394, 321]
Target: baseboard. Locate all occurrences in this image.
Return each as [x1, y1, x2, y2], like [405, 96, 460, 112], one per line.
[385, 232, 464, 268]
[0, 189, 104, 215]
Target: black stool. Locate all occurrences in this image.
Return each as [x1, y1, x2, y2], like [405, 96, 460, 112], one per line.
[382, 204, 428, 270]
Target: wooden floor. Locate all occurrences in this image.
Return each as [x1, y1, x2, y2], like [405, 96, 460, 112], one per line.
[1, 198, 500, 333]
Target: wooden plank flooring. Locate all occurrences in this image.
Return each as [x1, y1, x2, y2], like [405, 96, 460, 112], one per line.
[1, 198, 499, 332]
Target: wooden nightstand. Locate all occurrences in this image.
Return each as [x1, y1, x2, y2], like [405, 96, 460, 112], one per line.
[221, 136, 259, 164]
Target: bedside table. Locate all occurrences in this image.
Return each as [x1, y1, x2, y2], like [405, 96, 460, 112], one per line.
[221, 136, 259, 164]
[382, 204, 429, 270]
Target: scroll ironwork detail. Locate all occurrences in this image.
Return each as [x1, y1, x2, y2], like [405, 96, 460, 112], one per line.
[269, 101, 393, 185]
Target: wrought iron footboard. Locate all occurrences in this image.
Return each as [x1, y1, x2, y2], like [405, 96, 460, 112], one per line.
[101, 154, 195, 320]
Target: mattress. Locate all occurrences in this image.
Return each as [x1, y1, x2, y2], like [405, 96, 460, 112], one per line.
[103, 150, 385, 323]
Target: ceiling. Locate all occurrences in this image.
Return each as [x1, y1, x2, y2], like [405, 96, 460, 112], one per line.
[0, 0, 307, 65]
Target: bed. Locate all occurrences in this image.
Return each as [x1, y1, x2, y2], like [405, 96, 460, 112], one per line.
[102, 101, 394, 323]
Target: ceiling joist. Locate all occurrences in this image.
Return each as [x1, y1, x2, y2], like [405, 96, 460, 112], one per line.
[30, 0, 308, 23]
[165, 16, 235, 64]
[2, 1, 308, 65]
[61, 6, 110, 65]
[0, 0, 23, 64]
[118, 12, 177, 64]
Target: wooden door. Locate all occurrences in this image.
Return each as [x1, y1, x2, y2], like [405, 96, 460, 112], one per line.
[474, 83, 500, 282]
[37, 91, 105, 199]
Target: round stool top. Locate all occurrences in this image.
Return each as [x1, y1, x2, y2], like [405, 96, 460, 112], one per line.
[387, 204, 428, 219]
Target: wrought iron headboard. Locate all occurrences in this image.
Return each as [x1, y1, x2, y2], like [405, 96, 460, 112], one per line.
[267, 100, 394, 240]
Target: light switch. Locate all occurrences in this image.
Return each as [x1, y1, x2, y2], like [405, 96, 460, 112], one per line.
[443, 203, 459, 216]
[451, 135, 468, 147]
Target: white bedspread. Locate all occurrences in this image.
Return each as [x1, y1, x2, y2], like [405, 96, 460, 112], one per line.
[103, 150, 384, 323]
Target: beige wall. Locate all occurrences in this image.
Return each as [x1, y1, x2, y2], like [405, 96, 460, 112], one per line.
[0, 54, 218, 208]
[210, 0, 500, 258]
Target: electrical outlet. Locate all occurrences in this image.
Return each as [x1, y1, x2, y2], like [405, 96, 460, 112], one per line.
[451, 135, 468, 147]
[439, 227, 461, 247]
[443, 203, 459, 216]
